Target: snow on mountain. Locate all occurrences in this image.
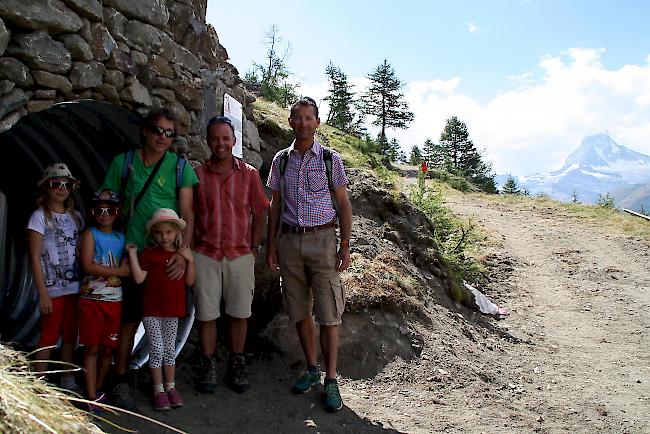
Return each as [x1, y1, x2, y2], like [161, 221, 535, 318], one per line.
[499, 133, 650, 204]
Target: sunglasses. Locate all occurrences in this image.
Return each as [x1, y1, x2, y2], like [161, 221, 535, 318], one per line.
[91, 207, 120, 217]
[148, 124, 177, 138]
[48, 180, 77, 191]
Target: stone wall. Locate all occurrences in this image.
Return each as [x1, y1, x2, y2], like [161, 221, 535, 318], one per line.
[0, 0, 263, 168]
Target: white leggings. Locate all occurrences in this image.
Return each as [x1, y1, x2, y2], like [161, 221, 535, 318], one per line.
[142, 316, 178, 369]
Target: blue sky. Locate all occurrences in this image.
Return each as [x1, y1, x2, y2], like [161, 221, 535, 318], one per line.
[207, 1, 650, 175]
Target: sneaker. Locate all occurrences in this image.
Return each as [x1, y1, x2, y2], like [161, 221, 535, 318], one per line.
[321, 379, 343, 412]
[95, 389, 109, 404]
[112, 382, 136, 411]
[166, 388, 184, 408]
[87, 402, 103, 416]
[85, 390, 108, 415]
[197, 355, 217, 394]
[291, 367, 321, 394]
[224, 354, 250, 393]
[153, 391, 171, 411]
[60, 378, 82, 395]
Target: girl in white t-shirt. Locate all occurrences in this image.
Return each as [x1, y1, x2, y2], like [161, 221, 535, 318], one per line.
[27, 163, 83, 391]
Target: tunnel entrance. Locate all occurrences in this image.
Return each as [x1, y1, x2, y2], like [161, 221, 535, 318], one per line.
[0, 100, 140, 346]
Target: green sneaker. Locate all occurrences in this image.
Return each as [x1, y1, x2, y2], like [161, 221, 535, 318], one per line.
[291, 367, 321, 394]
[321, 379, 343, 412]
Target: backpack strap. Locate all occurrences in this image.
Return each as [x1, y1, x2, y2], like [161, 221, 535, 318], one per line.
[321, 146, 339, 217]
[278, 149, 290, 177]
[276, 149, 290, 240]
[119, 149, 135, 201]
[322, 147, 334, 191]
[175, 154, 187, 199]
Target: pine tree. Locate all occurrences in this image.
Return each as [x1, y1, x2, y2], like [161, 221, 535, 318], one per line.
[409, 145, 423, 165]
[422, 138, 447, 170]
[244, 25, 298, 107]
[439, 116, 497, 193]
[324, 62, 358, 133]
[384, 137, 404, 163]
[360, 60, 414, 150]
[501, 175, 521, 194]
[571, 189, 580, 203]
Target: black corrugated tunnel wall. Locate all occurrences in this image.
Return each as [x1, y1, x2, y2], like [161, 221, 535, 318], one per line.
[0, 100, 141, 345]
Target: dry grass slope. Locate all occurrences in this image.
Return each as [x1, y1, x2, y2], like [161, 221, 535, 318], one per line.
[0, 344, 101, 434]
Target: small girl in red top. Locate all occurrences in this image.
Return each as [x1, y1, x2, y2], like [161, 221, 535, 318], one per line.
[126, 208, 195, 411]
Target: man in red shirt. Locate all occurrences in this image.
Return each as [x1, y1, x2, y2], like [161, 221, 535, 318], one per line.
[193, 116, 269, 393]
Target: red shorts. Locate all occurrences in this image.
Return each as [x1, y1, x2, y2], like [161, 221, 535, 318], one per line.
[78, 298, 121, 349]
[38, 294, 78, 347]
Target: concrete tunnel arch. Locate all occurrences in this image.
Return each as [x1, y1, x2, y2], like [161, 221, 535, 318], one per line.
[0, 100, 193, 367]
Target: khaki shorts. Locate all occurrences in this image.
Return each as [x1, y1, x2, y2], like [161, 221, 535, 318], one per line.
[193, 251, 255, 321]
[278, 228, 345, 326]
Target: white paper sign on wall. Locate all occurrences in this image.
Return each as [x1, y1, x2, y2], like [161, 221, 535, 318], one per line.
[223, 93, 243, 158]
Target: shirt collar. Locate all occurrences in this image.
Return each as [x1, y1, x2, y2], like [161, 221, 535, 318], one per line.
[288, 139, 322, 157]
[207, 156, 241, 172]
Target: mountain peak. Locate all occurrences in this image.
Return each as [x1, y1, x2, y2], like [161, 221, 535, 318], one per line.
[559, 133, 648, 172]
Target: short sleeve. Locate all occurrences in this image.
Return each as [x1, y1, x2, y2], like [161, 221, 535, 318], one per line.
[247, 166, 270, 214]
[138, 249, 152, 271]
[330, 151, 349, 190]
[100, 153, 126, 193]
[266, 151, 283, 191]
[27, 208, 46, 235]
[181, 159, 199, 188]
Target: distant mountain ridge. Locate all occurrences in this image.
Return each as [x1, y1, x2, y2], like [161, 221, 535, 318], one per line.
[498, 133, 650, 209]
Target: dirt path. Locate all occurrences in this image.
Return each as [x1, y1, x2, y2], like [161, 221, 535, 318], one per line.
[441, 192, 650, 432]
[99, 176, 649, 433]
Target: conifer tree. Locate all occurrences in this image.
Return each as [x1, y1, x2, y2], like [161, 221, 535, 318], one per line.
[439, 116, 497, 193]
[244, 25, 298, 107]
[422, 138, 447, 169]
[501, 175, 521, 194]
[384, 137, 405, 163]
[360, 60, 414, 150]
[324, 62, 357, 133]
[409, 145, 423, 165]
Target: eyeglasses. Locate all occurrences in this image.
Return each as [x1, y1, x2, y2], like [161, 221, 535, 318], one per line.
[91, 207, 120, 216]
[48, 180, 77, 191]
[148, 125, 177, 138]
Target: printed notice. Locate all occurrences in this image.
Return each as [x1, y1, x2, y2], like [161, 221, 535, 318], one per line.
[223, 93, 243, 158]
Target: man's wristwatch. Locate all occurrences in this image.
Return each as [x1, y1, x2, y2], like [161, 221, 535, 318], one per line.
[252, 244, 262, 255]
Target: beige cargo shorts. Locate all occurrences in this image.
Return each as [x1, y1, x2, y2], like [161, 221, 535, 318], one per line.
[277, 228, 345, 325]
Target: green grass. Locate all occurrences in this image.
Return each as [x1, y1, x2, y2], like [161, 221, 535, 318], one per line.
[410, 172, 486, 283]
[445, 187, 650, 240]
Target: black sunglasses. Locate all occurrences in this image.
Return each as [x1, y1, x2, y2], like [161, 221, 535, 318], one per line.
[148, 124, 177, 138]
[48, 180, 77, 191]
[91, 207, 120, 216]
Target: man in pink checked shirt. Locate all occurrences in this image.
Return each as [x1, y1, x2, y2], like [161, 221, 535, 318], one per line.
[266, 97, 352, 413]
[193, 116, 269, 394]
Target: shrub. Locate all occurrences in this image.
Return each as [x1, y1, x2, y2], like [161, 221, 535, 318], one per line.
[597, 192, 616, 209]
[410, 179, 484, 282]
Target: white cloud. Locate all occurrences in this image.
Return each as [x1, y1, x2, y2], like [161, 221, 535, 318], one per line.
[392, 48, 650, 175]
[467, 22, 479, 33]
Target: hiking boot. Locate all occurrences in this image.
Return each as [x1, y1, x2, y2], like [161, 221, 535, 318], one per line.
[320, 379, 343, 412]
[153, 391, 171, 411]
[291, 366, 321, 394]
[224, 354, 250, 393]
[112, 382, 136, 410]
[166, 388, 184, 408]
[197, 355, 217, 394]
